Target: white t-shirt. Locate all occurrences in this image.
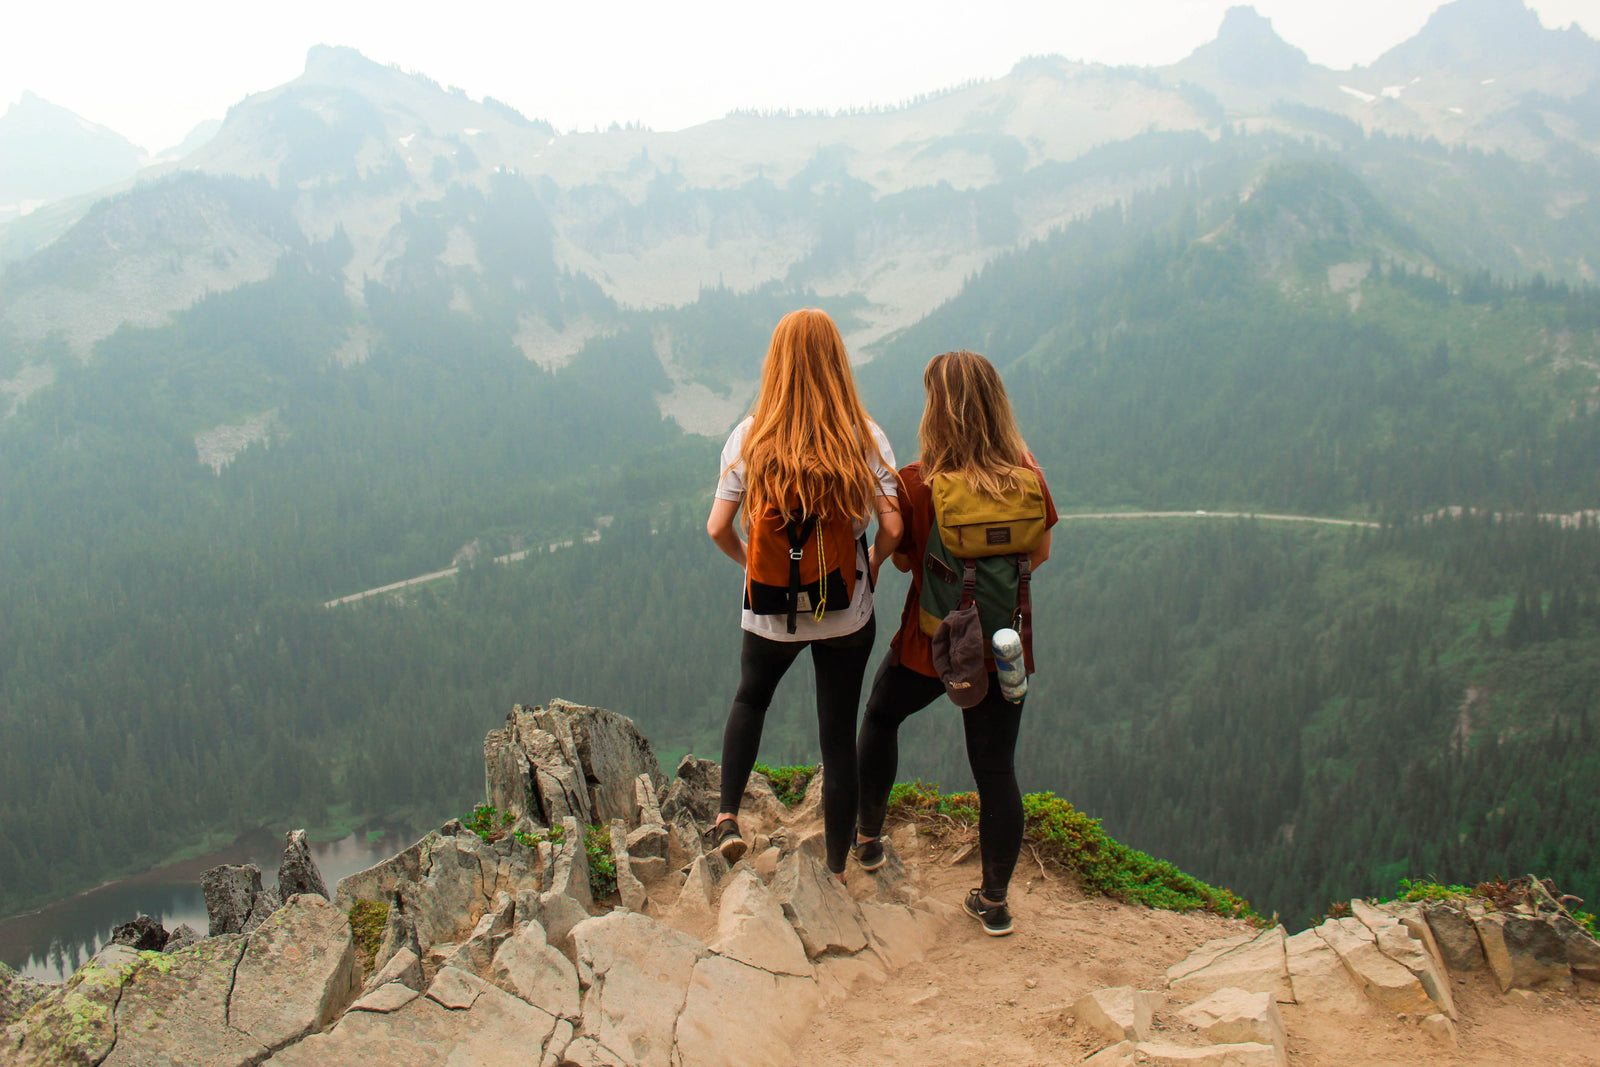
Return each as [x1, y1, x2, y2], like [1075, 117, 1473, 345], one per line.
[716, 417, 898, 641]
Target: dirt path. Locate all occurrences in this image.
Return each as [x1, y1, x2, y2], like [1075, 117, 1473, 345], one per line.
[790, 823, 1600, 1066]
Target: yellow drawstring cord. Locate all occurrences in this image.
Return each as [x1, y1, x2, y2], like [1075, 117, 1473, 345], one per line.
[813, 521, 827, 621]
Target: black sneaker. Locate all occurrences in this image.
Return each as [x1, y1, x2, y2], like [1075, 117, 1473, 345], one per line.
[854, 836, 886, 872]
[964, 889, 1014, 936]
[711, 818, 747, 862]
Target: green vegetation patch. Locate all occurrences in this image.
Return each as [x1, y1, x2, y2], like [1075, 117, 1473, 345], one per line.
[347, 899, 389, 974]
[887, 781, 1257, 920]
[585, 824, 617, 899]
[754, 763, 819, 806]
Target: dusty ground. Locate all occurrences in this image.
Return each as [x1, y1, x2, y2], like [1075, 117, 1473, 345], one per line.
[788, 822, 1600, 1067]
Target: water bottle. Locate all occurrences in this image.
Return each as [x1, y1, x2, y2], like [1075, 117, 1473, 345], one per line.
[992, 627, 1027, 703]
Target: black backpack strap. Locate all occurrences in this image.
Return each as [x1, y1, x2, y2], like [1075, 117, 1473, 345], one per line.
[859, 533, 872, 592]
[957, 558, 978, 611]
[1014, 555, 1033, 651]
[783, 513, 818, 634]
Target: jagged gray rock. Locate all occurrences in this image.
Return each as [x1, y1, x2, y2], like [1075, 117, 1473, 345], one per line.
[1313, 917, 1437, 1015]
[334, 829, 435, 911]
[201, 863, 266, 936]
[550, 816, 594, 910]
[1074, 985, 1159, 1043]
[229, 894, 362, 1052]
[279, 828, 329, 900]
[1552, 915, 1600, 981]
[1474, 911, 1572, 991]
[611, 817, 647, 912]
[661, 754, 720, 826]
[1423, 901, 1486, 971]
[673, 954, 822, 1066]
[367, 946, 424, 993]
[162, 923, 201, 954]
[1351, 899, 1457, 1020]
[108, 914, 168, 951]
[771, 848, 867, 959]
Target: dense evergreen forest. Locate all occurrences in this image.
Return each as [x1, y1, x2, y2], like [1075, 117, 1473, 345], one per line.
[3, 135, 1600, 929]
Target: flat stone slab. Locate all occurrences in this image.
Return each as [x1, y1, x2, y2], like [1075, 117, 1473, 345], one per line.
[771, 849, 867, 958]
[573, 910, 708, 1067]
[103, 937, 264, 1067]
[1314, 917, 1437, 1016]
[490, 920, 580, 1018]
[1351, 900, 1456, 1020]
[229, 894, 361, 1052]
[4, 944, 145, 1067]
[673, 955, 821, 1066]
[1284, 928, 1368, 1016]
[1135, 1040, 1285, 1066]
[271, 966, 560, 1066]
[1177, 987, 1286, 1050]
[1167, 927, 1292, 1004]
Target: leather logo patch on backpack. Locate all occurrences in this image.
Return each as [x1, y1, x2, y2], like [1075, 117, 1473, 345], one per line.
[985, 527, 1012, 546]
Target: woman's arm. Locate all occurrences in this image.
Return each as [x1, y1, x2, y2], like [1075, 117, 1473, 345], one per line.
[1029, 529, 1051, 572]
[867, 494, 903, 585]
[706, 497, 746, 568]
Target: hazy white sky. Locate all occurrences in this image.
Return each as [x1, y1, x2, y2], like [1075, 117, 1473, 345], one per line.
[3, 0, 1596, 153]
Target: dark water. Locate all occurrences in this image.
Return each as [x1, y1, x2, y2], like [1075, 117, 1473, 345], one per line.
[0, 829, 406, 982]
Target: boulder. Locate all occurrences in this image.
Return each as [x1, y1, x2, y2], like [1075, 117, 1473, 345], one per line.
[675, 850, 731, 919]
[270, 966, 560, 1066]
[771, 848, 868, 958]
[1420, 1012, 1459, 1048]
[710, 868, 812, 977]
[1176, 987, 1286, 1050]
[442, 892, 515, 978]
[535, 890, 591, 963]
[3, 944, 144, 1067]
[1313, 917, 1437, 1015]
[109, 914, 168, 952]
[278, 828, 329, 900]
[1474, 911, 1571, 991]
[572, 910, 708, 1067]
[673, 954, 821, 1067]
[229, 894, 361, 1052]
[1073, 985, 1158, 1043]
[857, 902, 939, 970]
[625, 822, 669, 863]
[1084, 1041, 1138, 1066]
[490, 920, 580, 1018]
[1552, 916, 1600, 981]
[1284, 928, 1368, 1015]
[101, 935, 264, 1067]
[201, 863, 267, 937]
[1351, 899, 1457, 1020]
[1423, 902, 1486, 972]
[1134, 1041, 1284, 1067]
[1166, 927, 1292, 1004]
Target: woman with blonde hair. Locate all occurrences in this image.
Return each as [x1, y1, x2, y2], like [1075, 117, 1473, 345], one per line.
[706, 308, 902, 877]
[854, 350, 1057, 935]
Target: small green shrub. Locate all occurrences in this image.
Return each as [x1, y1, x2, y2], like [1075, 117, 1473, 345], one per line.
[754, 763, 819, 806]
[1575, 911, 1597, 937]
[464, 804, 515, 842]
[1394, 877, 1473, 903]
[347, 899, 390, 974]
[585, 824, 617, 898]
[886, 782, 1256, 921]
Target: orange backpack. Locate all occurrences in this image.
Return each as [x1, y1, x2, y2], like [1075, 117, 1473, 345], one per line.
[745, 502, 863, 633]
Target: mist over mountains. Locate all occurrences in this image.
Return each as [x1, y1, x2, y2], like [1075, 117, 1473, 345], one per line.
[2, 0, 1600, 933]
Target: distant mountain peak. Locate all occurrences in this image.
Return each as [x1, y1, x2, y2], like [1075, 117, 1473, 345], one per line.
[1371, 0, 1600, 76]
[1177, 5, 1312, 87]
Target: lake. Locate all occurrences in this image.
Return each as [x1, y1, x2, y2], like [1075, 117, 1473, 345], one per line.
[0, 827, 412, 982]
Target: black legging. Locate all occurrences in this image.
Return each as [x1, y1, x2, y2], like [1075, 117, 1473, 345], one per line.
[857, 658, 1025, 902]
[718, 616, 876, 873]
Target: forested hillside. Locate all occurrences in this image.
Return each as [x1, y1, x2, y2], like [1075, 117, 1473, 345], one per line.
[3, 2, 1600, 930]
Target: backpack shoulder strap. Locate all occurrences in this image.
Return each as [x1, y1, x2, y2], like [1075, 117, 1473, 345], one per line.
[783, 513, 817, 634]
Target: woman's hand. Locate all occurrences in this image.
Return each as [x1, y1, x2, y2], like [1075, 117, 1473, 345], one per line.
[706, 497, 747, 568]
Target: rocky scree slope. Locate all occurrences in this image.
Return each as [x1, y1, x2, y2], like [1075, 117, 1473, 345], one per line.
[3, 699, 1599, 1066]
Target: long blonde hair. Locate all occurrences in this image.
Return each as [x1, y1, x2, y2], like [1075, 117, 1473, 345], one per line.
[919, 350, 1031, 498]
[737, 309, 881, 524]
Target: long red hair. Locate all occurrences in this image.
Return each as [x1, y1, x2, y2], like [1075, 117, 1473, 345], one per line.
[736, 309, 881, 525]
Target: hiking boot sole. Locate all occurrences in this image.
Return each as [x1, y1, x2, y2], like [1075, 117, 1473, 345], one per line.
[718, 837, 748, 863]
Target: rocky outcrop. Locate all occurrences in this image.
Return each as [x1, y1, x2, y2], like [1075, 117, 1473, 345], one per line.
[279, 828, 330, 900]
[202, 863, 280, 937]
[0, 964, 52, 1030]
